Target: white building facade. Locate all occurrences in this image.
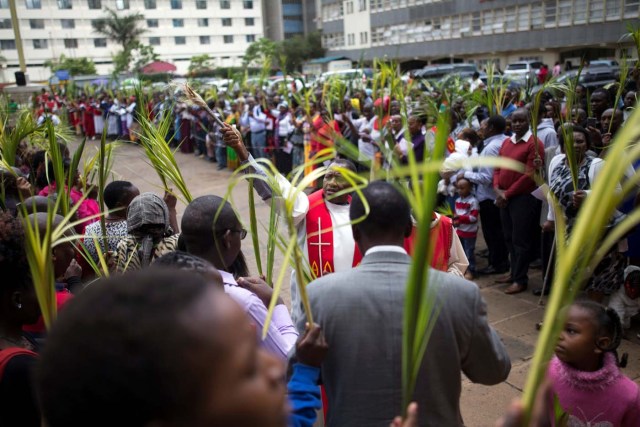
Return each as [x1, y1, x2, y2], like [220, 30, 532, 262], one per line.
[0, 0, 265, 82]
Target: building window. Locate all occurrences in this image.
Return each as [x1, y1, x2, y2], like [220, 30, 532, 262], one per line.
[144, 0, 156, 8]
[347, 33, 354, 45]
[245, 17, 254, 26]
[0, 39, 15, 49]
[57, 0, 72, 9]
[359, 31, 367, 44]
[222, 18, 232, 26]
[544, 0, 557, 27]
[29, 19, 44, 29]
[0, 0, 7, 8]
[574, 0, 587, 23]
[87, 0, 101, 9]
[589, 0, 604, 22]
[505, 7, 517, 31]
[626, 0, 640, 17]
[0, 19, 10, 29]
[605, 0, 621, 19]
[531, 3, 543, 29]
[116, 0, 129, 9]
[94, 38, 107, 47]
[558, 0, 572, 25]
[517, 5, 530, 30]
[346, 1, 353, 14]
[147, 19, 158, 28]
[196, 0, 207, 9]
[26, 0, 41, 8]
[170, 0, 182, 8]
[471, 12, 481, 33]
[220, 0, 230, 8]
[482, 10, 493, 34]
[197, 18, 209, 27]
[175, 36, 186, 45]
[64, 38, 78, 48]
[149, 36, 160, 45]
[358, 0, 366, 11]
[173, 19, 184, 27]
[199, 35, 210, 44]
[246, 34, 255, 42]
[33, 39, 48, 49]
[223, 34, 233, 43]
[61, 19, 75, 29]
[243, 0, 252, 9]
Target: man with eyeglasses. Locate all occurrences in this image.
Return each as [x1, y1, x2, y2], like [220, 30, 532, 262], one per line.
[180, 195, 298, 360]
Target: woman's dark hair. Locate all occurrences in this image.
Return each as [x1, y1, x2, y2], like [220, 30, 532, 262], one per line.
[557, 124, 591, 152]
[573, 300, 626, 367]
[0, 212, 30, 291]
[103, 180, 135, 210]
[37, 270, 221, 427]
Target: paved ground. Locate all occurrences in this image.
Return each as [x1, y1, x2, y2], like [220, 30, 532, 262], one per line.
[79, 138, 640, 426]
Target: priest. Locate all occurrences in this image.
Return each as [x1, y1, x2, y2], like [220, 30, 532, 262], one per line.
[221, 123, 361, 323]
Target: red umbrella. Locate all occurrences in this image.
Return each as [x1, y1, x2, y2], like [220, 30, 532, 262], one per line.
[140, 61, 177, 74]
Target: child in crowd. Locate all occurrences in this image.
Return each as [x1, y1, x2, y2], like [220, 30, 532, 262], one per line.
[547, 301, 639, 426]
[609, 266, 640, 338]
[453, 177, 478, 280]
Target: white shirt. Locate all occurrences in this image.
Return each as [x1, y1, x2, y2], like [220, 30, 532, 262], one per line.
[510, 129, 532, 144]
[358, 115, 378, 161]
[365, 245, 407, 256]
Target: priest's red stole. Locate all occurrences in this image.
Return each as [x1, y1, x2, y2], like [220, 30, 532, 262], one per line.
[403, 215, 453, 271]
[306, 189, 362, 278]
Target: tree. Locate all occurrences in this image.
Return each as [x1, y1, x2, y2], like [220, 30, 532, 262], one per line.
[44, 54, 97, 76]
[281, 31, 325, 72]
[132, 44, 160, 73]
[188, 54, 213, 75]
[242, 38, 279, 69]
[92, 8, 146, 73]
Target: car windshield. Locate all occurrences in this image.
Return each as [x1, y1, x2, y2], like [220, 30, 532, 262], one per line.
[507, 64, 527, 70]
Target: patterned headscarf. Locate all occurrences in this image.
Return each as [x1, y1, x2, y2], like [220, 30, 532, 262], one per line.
[126, 193, 172, 267]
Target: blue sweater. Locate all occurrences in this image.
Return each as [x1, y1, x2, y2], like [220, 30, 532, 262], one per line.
[288, 364, 322, 427]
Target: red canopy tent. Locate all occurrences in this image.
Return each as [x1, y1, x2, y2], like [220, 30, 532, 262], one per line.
[140, 61, 177, 75]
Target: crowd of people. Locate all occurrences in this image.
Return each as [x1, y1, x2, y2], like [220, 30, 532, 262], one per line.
[1, 65, 640, 426]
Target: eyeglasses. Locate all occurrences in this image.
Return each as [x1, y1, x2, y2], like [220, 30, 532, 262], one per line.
[229, 228, 247, 240]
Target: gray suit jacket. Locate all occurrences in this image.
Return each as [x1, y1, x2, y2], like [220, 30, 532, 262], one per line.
[296, 250, 511, 427]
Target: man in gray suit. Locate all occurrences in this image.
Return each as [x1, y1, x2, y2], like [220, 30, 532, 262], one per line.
[297, 181, 511, 427]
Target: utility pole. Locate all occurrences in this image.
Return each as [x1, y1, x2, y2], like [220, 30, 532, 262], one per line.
[8, 0, 26, 72]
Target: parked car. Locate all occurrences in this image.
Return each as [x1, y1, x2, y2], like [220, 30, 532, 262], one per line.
[589, 59, 620, 75]
[415, 63, 478, 81]
[503, 61, 544, 82]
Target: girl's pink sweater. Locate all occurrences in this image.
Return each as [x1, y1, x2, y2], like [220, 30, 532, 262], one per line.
[548, 353, 640, 426]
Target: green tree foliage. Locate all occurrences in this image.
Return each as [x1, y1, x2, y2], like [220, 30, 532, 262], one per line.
[188, 54, 213, 75]
[44, 54, 97, 76]
[242, 37, 279, 69]
[92, 8, 146, 73]
[281, 31, 325, 72]
[132, 44, 160, 73]
[243, 32, 326, 72]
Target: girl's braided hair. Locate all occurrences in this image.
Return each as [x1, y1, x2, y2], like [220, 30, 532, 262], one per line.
[574, 300, 627, 368]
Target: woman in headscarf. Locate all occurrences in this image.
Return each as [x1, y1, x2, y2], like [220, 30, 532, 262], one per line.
[115, 192, 179, 272]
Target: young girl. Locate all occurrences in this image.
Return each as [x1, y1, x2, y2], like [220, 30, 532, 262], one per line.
[548, 300, 640, 426]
